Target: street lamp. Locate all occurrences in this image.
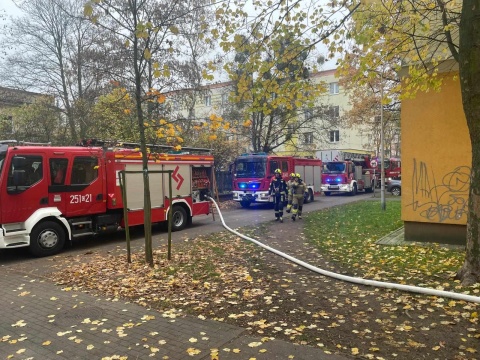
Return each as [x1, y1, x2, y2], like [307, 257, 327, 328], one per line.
[380, 71, 386, 211]
[377, 26, 387, 211]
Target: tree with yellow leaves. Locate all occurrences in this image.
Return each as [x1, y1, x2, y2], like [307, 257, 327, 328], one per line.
[223, 32, 327, 153]
[336, 0, 480, 285]
[184, 114, 245, 172]
[84, 0, 214, 266]
[216, 1, 361, 154]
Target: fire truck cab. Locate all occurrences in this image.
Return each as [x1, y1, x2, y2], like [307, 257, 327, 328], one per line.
[232, 153, 322, 207]
[0, 141, 214, 257]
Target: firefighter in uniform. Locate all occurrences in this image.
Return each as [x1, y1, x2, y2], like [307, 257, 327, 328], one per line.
[291, 173, 306, 221]
[268, 168, 287, 222]
[285, 173, 296, 213]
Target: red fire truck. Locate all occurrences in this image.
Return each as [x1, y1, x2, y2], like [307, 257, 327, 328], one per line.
[321, 159, 375, 196]
[232, 153, 322, 207]
[0, 140, 214, 257]
[317, 150, 374, 195]
[370, 156, 402, 181]
[316, 150, 401, 183]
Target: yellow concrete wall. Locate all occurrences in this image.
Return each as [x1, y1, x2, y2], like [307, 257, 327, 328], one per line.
[401, 72, 471, 225]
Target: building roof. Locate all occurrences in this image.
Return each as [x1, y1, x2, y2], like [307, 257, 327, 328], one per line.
[0, 86, 46, 107]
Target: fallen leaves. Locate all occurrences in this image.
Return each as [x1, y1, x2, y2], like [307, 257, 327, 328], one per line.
[186, 347, 201, 356]
[11, 320, 27, 328]
[41, 204, 479, 360]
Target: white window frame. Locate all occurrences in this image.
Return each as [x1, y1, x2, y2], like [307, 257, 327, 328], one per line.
[221, 93, 228, 106]
[205, 94, 212, 107]
[329, 130, 340, 143]
[329, 82, 339, 95]
[329, 105, 340, 119]
[303, 132, 314, 144]
[304, 108, 314, 122]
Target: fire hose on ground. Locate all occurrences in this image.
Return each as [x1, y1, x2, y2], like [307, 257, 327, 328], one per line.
[207, 197, 480, 304]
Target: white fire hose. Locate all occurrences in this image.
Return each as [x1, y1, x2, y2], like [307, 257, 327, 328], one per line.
[208, 197, 480, 304]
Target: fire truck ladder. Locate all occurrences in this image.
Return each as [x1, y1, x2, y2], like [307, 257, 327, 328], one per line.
[78, 139, 212, 154]
[0, 140, 52, 146]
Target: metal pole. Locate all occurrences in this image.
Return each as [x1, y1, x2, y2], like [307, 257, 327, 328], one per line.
[167, 171, 173, 260]
[119, 170, 131, 263]
[380, 71, 386, 211]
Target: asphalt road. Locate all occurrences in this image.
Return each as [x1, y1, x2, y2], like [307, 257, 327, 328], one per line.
[0, 193, 372, 267]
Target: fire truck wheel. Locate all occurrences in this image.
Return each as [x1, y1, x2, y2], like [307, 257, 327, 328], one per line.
[305, 189, 314, 203]
[391, 186, 401, 196]
[29, 221, 66, 257]
[349, 184, 358, 196]
[171, 206, 187, 231]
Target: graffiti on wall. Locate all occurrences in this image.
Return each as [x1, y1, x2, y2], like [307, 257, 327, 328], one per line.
[407, 159, 470, 223]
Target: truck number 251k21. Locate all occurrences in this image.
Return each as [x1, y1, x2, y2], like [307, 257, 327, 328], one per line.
[70, 194, 93, 204]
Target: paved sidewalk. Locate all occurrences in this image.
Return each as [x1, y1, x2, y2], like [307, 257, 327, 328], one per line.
[1, 269, 350, 360]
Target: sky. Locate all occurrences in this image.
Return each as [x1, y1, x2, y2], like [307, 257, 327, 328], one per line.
[0, 0, 22, 17]
[0, 0, 337, 84]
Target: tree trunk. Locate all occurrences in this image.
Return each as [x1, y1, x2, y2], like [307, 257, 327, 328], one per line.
[132, 7, 153, 267]
[58, 47, 77, 142]
[457, 0, 480, 285]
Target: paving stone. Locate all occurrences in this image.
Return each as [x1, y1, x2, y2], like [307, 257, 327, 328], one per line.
[1, 269, 348, 360]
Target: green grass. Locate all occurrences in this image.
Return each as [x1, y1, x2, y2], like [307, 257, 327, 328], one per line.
[304, 200, 470, 291]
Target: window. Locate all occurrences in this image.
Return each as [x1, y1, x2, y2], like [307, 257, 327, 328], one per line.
[269, 161, 289, 175]
[329, 82, 339, 94]
[205, 95, 212, 106]
[221, 93, 228, 106]
[329, 130, 340, 142]
[303, 132, 314, 144]
[304, 109, 314, 122]
[329, 105, 340, 118]
[71, 157, 98, 185]
[50, 158, 68, 185]
[172, 100, 179, 111]
[7, 155, 43, 189]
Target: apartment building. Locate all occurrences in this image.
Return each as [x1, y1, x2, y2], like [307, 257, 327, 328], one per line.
[0, 86, 50, 137]
[167, 68, 373, 156]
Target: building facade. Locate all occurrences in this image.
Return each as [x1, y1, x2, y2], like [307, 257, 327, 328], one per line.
[0, 86, 51, 139]
[401, 63, 470, 244]
[169, 68, 375, 156]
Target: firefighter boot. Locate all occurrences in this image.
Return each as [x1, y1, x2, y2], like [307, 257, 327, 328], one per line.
[292, 206, 298, 221]
[286, 204, 291, 213]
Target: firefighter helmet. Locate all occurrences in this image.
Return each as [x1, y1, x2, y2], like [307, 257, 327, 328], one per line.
[290, 173, 295, 177]
[295, 173, 301, 178]
[274, 169, 282, 174]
